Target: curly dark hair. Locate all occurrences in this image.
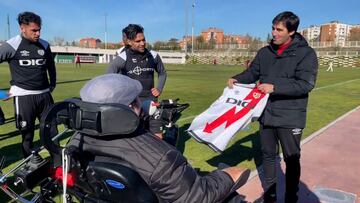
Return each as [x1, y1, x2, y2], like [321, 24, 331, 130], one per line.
[122, 24, 144, 40]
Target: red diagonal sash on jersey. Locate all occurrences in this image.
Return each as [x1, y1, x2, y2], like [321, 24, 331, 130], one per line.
[203, 87, 265, 133]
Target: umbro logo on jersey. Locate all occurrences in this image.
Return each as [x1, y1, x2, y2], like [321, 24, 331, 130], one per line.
[20, 50, 30, 56]
[292, 128, 302, 135]
[38, 49, 45, 56]
[132, 58, 137, 63]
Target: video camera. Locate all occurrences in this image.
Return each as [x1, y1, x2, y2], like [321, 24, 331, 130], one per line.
[141, 99, 189, 146]
[0, 98, 189, 203]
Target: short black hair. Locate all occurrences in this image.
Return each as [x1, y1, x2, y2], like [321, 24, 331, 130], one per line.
[272, 11, 299, 33]
[17, 11, 42, 26]
[122, 24, 144, 40]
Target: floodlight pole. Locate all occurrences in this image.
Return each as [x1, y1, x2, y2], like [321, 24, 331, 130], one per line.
[191, 0, 195, 54]
[104, 13, 108, 49]
[184, 0, 188, 55]
[7, 14, 10, 39]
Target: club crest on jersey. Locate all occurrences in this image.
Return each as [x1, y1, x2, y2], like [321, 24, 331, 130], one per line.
[37, 49, 45, 56]
[20, 50, 30, 56]
[20, 121, 27, 128]
[253, 92, 261, 99]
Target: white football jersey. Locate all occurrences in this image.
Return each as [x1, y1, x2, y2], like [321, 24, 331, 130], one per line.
[187, 84, 269, 152]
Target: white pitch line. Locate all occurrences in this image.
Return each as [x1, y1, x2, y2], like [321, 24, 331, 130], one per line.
[313, 78, 360, 91]
[177, 78, 360, 123]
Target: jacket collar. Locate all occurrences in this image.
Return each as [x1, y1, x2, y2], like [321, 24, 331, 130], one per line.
[269, 33, 308, 56]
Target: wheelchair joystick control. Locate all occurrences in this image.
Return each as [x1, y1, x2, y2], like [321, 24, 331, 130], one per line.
[14, 177, 24, 186]
[30, 154, 43, 164]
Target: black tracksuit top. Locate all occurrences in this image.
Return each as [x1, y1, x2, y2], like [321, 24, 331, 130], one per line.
[106, 47, 167, 99]
[0, 35, 56, 90]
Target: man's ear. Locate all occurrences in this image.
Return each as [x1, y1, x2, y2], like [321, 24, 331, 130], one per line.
[289, 30, 295, 37]
[20, 25, 25, 34]
[127, 39, 133, 46]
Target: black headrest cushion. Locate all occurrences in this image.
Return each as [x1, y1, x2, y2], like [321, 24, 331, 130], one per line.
[58, 99, 140, 136]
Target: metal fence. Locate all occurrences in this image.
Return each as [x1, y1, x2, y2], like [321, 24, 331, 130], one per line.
[187, 51, 360, 67]
[214, 41, 360, 50]
[309, 41, 360, 48]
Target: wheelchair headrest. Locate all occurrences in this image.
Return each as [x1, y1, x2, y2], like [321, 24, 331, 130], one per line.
[40, 98, 140, 165]
[57, 98, 140, 136]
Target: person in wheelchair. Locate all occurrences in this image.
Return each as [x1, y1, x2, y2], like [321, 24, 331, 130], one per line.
[66, 74, 250, 203]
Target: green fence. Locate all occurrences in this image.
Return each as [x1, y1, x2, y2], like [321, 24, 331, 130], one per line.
[55, 54, 100, 63]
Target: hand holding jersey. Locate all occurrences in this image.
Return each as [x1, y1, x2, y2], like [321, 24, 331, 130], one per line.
[188, 84, 269, 152]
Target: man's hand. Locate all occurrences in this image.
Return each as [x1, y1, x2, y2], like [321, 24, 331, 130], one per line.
[222, 166, 251, 193]
[257, 83, 274, 94]
[151, 88, 160, 97]
[227, 78, 238, 89]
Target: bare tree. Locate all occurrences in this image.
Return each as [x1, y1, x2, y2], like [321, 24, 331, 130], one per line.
[53, 37, 65, 46]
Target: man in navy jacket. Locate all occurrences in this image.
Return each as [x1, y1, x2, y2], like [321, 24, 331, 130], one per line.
[228, 11, 318, 203]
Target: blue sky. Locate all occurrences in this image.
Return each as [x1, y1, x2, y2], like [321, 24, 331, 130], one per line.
[1, 0, 360, 44]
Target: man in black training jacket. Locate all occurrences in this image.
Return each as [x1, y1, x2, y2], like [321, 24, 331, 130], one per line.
[228, 11, 318, 203]
[0, 11, 57, 157]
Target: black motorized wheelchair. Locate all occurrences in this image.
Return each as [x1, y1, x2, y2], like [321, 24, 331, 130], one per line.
[0, 98, 189, 203]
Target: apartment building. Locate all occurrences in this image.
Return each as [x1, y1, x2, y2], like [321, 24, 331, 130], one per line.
[79, 38, 102, 48]
[299, 25, 320, 42]
[201, 27, 225, 44]
[320, 21, 352, 45]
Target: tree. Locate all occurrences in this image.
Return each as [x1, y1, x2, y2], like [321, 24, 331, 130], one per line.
[248, 37, 264, 52]
[208, 38, 216, 49]
[153, 41, 166, 50]
[195, 36, 205, 50]
[53, 37, 65, 46]
[167, 38, 180, 50]
[266, 33, 272, 43]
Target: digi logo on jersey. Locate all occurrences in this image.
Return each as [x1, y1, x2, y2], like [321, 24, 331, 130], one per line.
[19, 59, 46, 66]
[226, 98, 251, 108]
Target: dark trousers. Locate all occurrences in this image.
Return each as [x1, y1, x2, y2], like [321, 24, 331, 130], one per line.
[14, 92, 56, 157]
[260, 124, 302, 203]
